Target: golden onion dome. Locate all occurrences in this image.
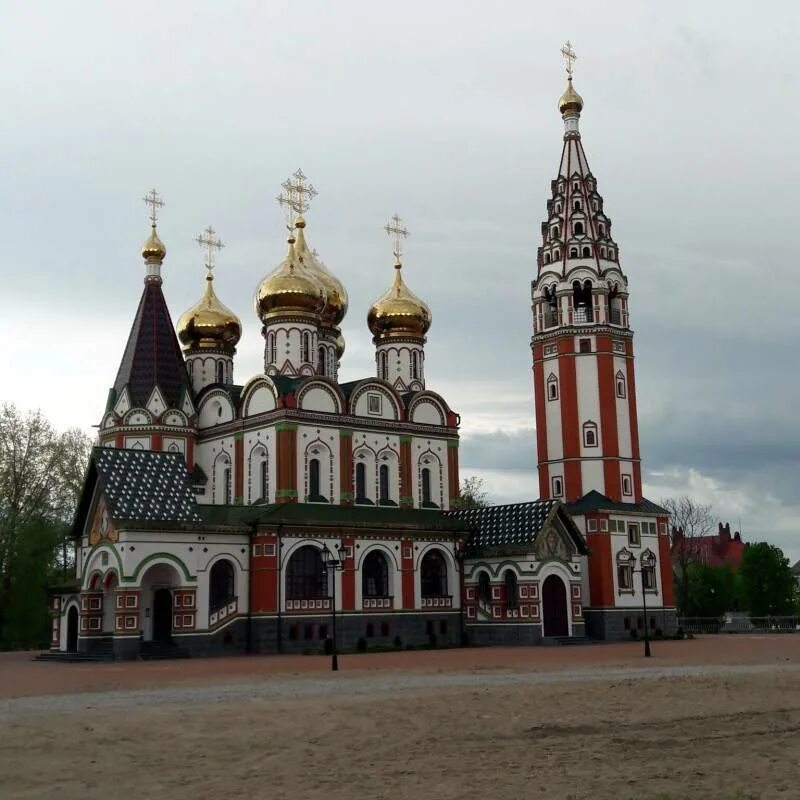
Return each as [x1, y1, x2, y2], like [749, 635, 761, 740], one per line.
[177, 273, 242, 352]
[368, 260, 431, 340]
[335, 329, 345, 359]
[141, 225, 167, 262]
[254, 236, 325, 320]
[558, 78, 584, 116]
[294, 217, 348, 327]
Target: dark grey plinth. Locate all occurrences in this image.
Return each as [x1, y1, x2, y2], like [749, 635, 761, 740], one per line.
[583, 607, 678, 640]
[466, 623, 544, 646]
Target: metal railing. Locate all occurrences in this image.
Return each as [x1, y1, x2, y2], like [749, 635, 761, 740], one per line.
[678, 616, 800, 634]
[609, 307, 622, 325]
[573, 307, 594, 323]
[543, 310, 559, 329]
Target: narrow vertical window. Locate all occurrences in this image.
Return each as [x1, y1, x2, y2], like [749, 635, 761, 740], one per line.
[379, 464, 390, 504]
[421, 467, 432, 506]
[260, 459, 268, 501]
[217, 361, 224, 384]
[318, 346, 326, 376]
[224, 466, 231, 504]
[355, 462, 367, 503]
[309, 458, 321, 500]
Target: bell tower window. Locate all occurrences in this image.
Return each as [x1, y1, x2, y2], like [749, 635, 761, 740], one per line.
[552, 476, 563, 497]
[547, 374, 559, 401]
[616, 371, 626, 398]
[574, 221, 584, 235]
[216, 361, 224, 384]
[582, 421, 598, 448]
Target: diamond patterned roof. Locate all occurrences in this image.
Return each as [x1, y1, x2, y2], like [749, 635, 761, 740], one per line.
[447, 500, 559, 554]
[94, 448, 202, 524]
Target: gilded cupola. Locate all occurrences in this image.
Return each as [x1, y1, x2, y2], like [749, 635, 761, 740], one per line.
[368, 214, 431, 340]
[254, 234, 326, 320]
[294, 216, 348, 328]
[177, 226, 242, 352]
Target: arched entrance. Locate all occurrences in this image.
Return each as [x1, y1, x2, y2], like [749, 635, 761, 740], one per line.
[66, 606, 78, 652]
[542, 575, 569, 637]
[152, 588, 173, 643]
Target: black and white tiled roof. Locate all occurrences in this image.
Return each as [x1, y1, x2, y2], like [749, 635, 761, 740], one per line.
[94, 448, 202, 524]
[447, 500, 558, 553]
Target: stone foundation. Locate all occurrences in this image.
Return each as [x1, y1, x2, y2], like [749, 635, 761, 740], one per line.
[583, 607, 678, 640]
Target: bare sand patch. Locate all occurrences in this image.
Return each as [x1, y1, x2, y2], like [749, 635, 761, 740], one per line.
[2, 647, 799, 800]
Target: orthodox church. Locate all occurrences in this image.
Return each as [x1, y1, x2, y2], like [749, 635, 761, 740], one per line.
[47, 46, 675, 660]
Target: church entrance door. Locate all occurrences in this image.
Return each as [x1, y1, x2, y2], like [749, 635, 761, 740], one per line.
[542, 575, 568, 637]
[66, 605, 79, 652]
[152, 589, 173, 643]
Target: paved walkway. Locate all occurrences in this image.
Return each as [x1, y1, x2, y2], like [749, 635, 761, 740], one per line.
[3, 635, 798, 702]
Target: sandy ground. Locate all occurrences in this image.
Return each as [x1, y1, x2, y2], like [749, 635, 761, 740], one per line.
[2, 637, 800, 799]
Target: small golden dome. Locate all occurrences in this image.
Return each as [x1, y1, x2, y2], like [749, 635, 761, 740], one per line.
[254, 236, 326, 320]
[294, 217, 348, 327]
[335, 329, 345, 359]
[142, 225, 166, 262]
[368, 260, 431, 340]
[558, 78, 584, 116]
[177, 273, 242, 352]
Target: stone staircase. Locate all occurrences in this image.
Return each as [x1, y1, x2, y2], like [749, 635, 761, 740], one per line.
[35, 637, 115, 663]
[540, 635, 597, 646]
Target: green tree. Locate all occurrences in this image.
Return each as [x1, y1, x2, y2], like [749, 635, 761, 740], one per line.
[452, 476, 488, 509]
[739, 542, 797, 617]
[0, 404, 92, 647]
[661, 495, 714, 616]
[682, 562, 740, 617]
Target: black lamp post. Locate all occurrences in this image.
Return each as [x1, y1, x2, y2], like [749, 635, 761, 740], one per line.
[635, 566, 652, 658]
[321, 541, 347, 671]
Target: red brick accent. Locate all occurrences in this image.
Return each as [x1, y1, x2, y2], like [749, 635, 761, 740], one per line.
[151, 432, 163, 451]
[558, 339, 582, 502]
[401, 539, 415, 609]
[341, 536, 355, 610]
[587, 532, 614, 607]
[234, 436, 244, 503]
[339, 431, 353, 506]
[658, 532, 675, 607]
[250, 534, 279, 612]
[399, 438, 413, 509]
[532, 343, 549, 498]
[597, 336, 621, 501]
[447, 444, 460, 506]
[625, 340, 642, 502]
[276, 426, 298, 504]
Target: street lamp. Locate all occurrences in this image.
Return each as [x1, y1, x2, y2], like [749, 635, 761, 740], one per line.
[321, 541, 347, 671]
[634, 565, 652, 658]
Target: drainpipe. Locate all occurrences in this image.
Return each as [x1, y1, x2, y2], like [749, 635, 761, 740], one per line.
[276, 523, 283, 654]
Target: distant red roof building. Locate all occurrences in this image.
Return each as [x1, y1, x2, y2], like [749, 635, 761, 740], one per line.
[672, 522, 747, 570]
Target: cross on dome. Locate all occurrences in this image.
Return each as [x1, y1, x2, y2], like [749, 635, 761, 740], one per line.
[282, 168, 318, 216]
[143, 188, 165, 226]
[385, 213, 409, 263]
[561, 40, 576, 79]
[196, 225, 224, 272]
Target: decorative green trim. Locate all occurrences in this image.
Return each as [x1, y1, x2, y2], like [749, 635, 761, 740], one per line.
[339, 429, 353, 439]
[127, 552, 195, 584]
[399, 435, 412, 444]
[275, 422, 298, 432]
[447, 439, 459, 449]
[234, 495, 244, 506]
[400, 496, 414, 509]
[79, 541, 125, 586]
[234, 431, 244, 442]
[340, 491, 354, 501]
[276, 489, 298, 499]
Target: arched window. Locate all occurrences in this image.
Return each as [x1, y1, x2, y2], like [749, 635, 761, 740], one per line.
[570, 247, 578, 258]
[318, 346, 326, 376]
[552, 476, 563, 497]
[217, 361, 225, 384]
[378, 351, 387, 380]
[573, 200, 581, 211]
[421, 467, 433, 507]
[308, 458, 321, 501]
[600, 247, 607, 258]
[379, 464, 390, 505]
[259, 459, 268, 501]
[224, 465, 232, 503]
[362, 550, 389, 598]
[420, 550, 448, 597]
[411, 351, 419, 381]
[574, 221, 584, 235]
[477, 572, 491, 605]
[301, 332, 311, 363]
[582, 246, 591, 258]
[583, 421, 598, 448]
[286, 545, 327, 599]
[268, 332, 276, 364]
[616, 371, 626, 398]
[209, 559, 235, 611]
[598, 223, 605, 235]
[355, 461, 367, 504]
[551, 226, 559, 239]
[504, 570, 518, 610]
[187, 360, 194, 380]
[544, 253, 550, 265]
[547, 373, 559, 401]
[608, 248, 615, 260]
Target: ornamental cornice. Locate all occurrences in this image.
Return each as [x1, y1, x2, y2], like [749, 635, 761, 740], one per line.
[531, 325, 635, 344]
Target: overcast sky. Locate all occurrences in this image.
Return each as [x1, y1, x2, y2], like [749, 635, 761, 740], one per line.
[2, 2, 798, 558]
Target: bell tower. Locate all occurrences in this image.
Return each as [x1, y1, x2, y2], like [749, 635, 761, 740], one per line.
[531, 43, 641, 505]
